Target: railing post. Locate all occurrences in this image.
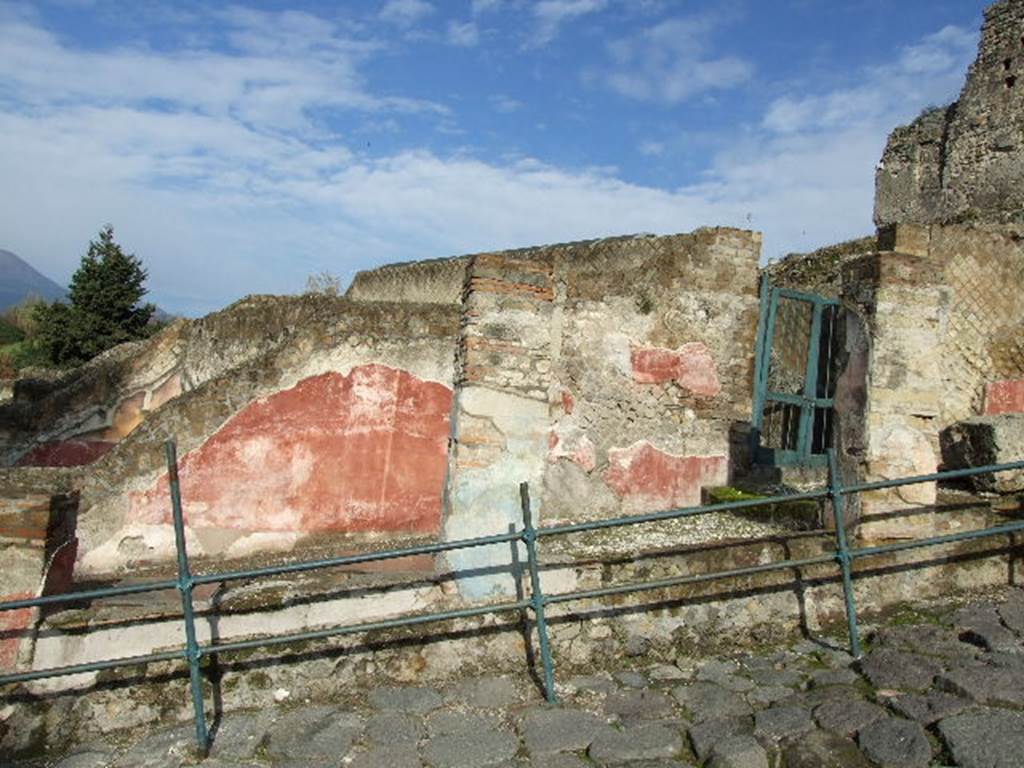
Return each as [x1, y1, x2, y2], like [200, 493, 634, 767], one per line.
[520, 482, 557, 702]
[827, 449, 862, 659]
[166, 440, 210, 754]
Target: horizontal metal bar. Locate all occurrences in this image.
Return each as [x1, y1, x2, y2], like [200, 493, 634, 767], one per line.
[544, 554, 836, 605]
[764, 390, 834, 408]
[206, 599, 529, 655]
[192, 530, 524, 586]
[776, 288, 840, 305]
[537, 489, 830, 538]
[851, 520, 1024, 560]
[0, 649, 184, 686]
[0, 579, 180, 614]
[845, 459, 1024, 494]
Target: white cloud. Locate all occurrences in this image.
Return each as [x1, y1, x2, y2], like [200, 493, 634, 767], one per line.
[638, 140, 665, 156]
[762, 24, 976, 134]
[379, 0, 435, 28]
[447, 20, 480, 47]
[0, 8, 981, 317]
[489, 94, 523, 113]
[471, 0, 502, 14]
[601, 16, 752, 104]
[531, 0, 607, 47]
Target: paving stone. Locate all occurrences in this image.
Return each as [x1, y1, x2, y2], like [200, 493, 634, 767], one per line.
[647, 663, 688, 681]
[208, 709, 275, 760]
[782, 684, 865, 711]
[672, 682, 752, 723]
[366, 712, 423, 746]
[857, 717, 931, 768]
[959, 622, 1020, 652]
[746, 685, 793, 708]
[614, 670, 649, 689]
[809, 667, 861, 688]
[519, 707, 611, 754]
[780, 730, 872, 768]
[51, 753, 110, 768]
[687, 716, 753, 762]
[936, 663, 1024, 706]
[813, 697, 886, 736]
[422, 728, 520, 768]
[566, 674, 617, 694]
[587, 722, 683, 764]
[349, 745, 422, 768]
[369, 686, 444, 714]
[706, 735, 768, 768]
[747, 668, 804, 688]
[603, 689, 676, 720]
[938, 707, 1024, 768]
[752, 705, 814, 742]
[886, 691, 970, 725]
[446, 676, 521, 709]
[426, 710, 503, 737]
[110, 722, 195, 768]
[858, 649, 942, 691]
[997, 591, 1024, 635]
[873, 623, 969, 658]
[950, 604, 1003, 630]
[263, 706, 362, 765]
[697, 660, 741, 678]
[519, 754, 590, 768]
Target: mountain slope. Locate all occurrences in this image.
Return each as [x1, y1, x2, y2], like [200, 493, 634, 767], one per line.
[0, 249, 66, 311]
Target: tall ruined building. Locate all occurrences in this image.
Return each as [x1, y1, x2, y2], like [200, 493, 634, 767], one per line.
[876, 0, 1024, 227]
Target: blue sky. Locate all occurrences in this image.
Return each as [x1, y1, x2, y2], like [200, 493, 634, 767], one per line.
[0, 0, 988, 316]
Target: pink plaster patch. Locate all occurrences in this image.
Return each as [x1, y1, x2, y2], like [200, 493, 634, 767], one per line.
[16, 440, 115, 468]
[984, 379, 1024, 415]
[0, 592, 33, 671]
[561, 390, 575, 415]
[631, 342, 721, 396]
[130, 365, 453, 535]
[548, 427, 596, 472]
[604, 441, 727, 513]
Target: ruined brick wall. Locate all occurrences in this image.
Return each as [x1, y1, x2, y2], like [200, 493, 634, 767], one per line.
[440, 229, 761, 597]
[875, 0, 1024, 228]
[765, 236, 876, 298]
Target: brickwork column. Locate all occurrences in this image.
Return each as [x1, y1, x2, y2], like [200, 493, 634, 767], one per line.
[445, 252, 556, 598]
[842, 226, 946, 539]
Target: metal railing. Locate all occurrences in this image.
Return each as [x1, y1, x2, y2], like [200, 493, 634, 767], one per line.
[2, 441, 1024, 754]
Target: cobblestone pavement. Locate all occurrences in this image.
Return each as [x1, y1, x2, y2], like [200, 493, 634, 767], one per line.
[12, 588, 1024, 767]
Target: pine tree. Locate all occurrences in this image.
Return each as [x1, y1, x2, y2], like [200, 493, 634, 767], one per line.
[35, 225, 155, 366]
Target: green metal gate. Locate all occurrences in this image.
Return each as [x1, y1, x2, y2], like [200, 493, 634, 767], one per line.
[752, 276, 841, 467]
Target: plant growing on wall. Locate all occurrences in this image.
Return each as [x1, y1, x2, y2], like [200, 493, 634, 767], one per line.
[34, 225, 155, 366]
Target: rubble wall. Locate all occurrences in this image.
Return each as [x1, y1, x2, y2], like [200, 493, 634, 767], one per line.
[875, 0, 1024, 228]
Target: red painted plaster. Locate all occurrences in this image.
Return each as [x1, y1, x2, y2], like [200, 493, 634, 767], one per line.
[631, 342, 721, 397]
[16, 440, 115, 468]
[984, 379, 1024, 415]
[129, 365, 452, 535]
[604, 441, 727, 513]
[0, 592, 33, 671]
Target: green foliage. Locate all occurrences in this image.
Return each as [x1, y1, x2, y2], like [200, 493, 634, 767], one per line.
[4, 294, 46, 338]
[0, 318, 24, 345]
[34, 225, 155, 366]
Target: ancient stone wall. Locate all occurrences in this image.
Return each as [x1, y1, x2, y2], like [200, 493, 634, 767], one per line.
[876, 0, 1024, 228]
[345, 256, 469, 305]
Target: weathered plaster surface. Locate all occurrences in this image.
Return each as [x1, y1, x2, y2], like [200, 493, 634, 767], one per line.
[128, 365, 452, 537]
